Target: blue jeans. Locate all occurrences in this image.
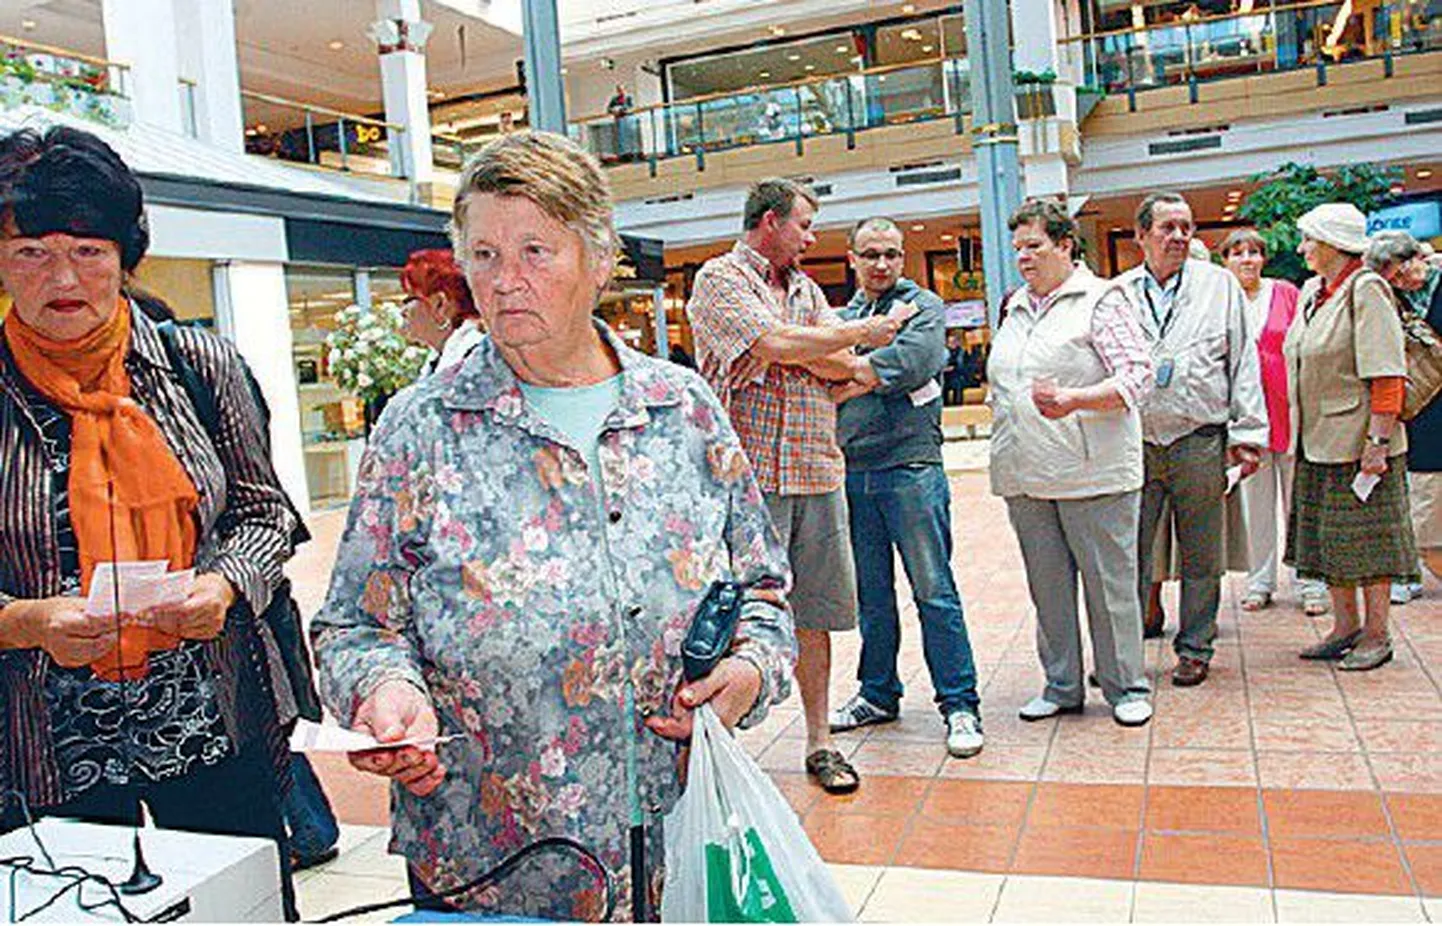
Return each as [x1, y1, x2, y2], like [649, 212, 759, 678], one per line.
[846, 463, 980, 718]
[285, 752, 339, 862]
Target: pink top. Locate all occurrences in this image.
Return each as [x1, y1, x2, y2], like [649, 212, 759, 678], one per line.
[1253, 278, 1301, 453]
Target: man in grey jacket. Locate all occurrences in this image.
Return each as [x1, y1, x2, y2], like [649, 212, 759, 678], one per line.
[1119, 192, 1268, 688]
[827, 218, 983, 759]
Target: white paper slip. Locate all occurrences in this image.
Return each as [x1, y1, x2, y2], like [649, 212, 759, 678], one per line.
[86, 561, 194, 617]
[1224, 465, 1244, 495]
[289, 718, 463, 753]
[1352, 471, 1382, 503]
[909, 379, 942, 407]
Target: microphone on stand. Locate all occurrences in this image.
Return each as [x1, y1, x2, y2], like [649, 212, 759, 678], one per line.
[104, 475, 162, 897]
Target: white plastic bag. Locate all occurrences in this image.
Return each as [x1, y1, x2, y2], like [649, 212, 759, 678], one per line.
[662, 704, 852, 923]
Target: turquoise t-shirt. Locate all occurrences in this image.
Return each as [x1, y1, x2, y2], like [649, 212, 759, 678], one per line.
[517, 375, 624, 487]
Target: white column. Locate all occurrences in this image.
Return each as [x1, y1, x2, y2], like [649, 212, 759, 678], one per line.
[1010, 0, 1074, 200]
[372, 0, 435, 184]
[102, 0, 184, 134]
[213, 262, 310, 518]
[173, 0, 245, 151]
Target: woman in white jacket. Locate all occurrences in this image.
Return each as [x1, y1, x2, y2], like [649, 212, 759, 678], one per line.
[988, 200, 1157, 728]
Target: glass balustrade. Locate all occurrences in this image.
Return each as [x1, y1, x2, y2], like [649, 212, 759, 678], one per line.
[0, 34, 132, 128]
[1065, 0, 1438, 98]
[568, 57, 972, 165]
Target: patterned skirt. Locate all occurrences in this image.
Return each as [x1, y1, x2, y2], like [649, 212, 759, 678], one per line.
[1285, 456, 1419, 585]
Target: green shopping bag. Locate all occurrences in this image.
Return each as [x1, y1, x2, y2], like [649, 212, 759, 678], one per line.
[704, 826, 798, 923]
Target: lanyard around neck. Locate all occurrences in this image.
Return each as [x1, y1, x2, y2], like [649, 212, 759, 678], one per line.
[1142, 266, 1184, 341]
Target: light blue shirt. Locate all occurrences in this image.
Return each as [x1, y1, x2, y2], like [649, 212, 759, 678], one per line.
[517, 375, 623, 483]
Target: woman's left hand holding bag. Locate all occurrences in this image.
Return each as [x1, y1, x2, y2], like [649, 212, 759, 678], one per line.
[646, 656, 762, 741]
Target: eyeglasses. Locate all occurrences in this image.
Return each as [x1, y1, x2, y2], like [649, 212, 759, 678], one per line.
[855, 249, 904, 263]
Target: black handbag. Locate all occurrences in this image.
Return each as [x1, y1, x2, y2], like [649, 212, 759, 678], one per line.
[156, 321, 324, 722]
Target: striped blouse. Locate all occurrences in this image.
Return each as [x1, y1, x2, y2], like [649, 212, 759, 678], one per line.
[0, 303, 299, 808]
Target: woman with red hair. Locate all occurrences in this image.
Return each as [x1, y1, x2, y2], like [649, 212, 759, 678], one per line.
[400, 248, 482, 376]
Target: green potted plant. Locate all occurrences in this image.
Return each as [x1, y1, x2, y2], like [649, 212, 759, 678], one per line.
[326, 301, 431, 433]
[1236, 161, 1399, 284]
[1013, 68, 1058, 119]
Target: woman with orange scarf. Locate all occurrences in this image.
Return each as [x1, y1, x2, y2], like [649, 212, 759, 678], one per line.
[0, 127, 300, 916]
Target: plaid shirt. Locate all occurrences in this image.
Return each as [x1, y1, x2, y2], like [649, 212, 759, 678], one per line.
[686, 241, 845, 496]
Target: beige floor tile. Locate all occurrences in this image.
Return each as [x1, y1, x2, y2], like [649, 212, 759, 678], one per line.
[859, 866, 1004, 922]
[992, 874, 1133, 922]
[296, 872, 410, 922]
[1273, 890, 1428, 923]
[1131, 882, 1275, 923]
[321, 827, 407, 880]
[825, 863, 884, 918]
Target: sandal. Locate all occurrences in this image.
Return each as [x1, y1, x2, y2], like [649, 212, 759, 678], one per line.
[805, 748, 860, 795]
[1240, 591, 1272, 612]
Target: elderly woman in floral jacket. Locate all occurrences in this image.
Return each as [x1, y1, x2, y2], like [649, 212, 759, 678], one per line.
[312, 132, 795, 922]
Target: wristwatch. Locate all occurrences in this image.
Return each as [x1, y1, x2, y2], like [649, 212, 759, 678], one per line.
[1366, 434, 1390, 447]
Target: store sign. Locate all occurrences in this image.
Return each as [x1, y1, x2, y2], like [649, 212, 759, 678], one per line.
[1368, 201, 1441, 240]
[945, 300, 987, 328]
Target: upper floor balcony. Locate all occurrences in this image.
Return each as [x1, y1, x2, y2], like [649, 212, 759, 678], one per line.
[1, 33, 133, 127]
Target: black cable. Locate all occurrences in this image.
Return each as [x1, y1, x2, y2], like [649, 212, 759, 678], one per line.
[312, 835, 615, 923]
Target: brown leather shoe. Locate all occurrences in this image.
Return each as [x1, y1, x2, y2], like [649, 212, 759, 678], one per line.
[1171, 657, 1209, 687]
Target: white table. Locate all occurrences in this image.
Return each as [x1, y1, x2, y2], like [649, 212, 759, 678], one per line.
[0, 818, 283, 922]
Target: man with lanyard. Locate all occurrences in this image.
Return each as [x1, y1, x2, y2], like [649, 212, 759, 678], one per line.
[686, 179, 910, 794]
[1118, 191, 1267, 687]
[826, 218, 984, 758]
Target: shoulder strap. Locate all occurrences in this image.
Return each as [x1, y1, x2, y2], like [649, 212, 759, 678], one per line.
[156, 320, 221, 436]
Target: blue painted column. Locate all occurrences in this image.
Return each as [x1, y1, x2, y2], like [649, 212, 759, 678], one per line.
[522, 0, 567, 133]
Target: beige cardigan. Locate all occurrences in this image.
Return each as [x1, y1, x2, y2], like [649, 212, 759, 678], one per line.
[1284, 268, 1407, 464]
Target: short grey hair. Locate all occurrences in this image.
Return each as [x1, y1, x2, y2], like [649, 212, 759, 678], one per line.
[848, 217, 902, 248]
[743, 178, 819, 231]
[1219, 227, 1267, 259]
[1136, 191, 1189, 231]
[1365, 230, 1423, 273]
[449, 131, 617, 269]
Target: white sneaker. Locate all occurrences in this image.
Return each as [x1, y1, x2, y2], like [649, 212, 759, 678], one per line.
[1018, 696, 1082, 722]
[1391, 581, 1424, 604]
[829, 693, 898, 733]
[1112, 700, 1154, 727]
[945, 710, 984, 759]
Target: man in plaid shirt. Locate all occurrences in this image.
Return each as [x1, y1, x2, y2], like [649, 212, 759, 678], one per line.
[686, 178, 908, 794]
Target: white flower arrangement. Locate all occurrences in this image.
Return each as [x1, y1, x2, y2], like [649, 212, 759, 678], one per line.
[325, 301, 429, 404]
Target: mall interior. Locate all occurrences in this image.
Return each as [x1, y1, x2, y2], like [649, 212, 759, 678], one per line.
[2, 0, 1442, 921]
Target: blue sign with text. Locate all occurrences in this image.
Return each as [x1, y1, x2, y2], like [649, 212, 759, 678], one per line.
[1368, 201, 1441, 240]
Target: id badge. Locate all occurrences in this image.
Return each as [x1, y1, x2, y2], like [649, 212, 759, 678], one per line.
[1156, 357, 1175, 389]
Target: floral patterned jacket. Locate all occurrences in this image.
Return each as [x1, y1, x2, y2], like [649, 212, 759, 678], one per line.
[312, 324, 795, 919]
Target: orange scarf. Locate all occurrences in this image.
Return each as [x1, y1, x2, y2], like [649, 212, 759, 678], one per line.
[3, 299, 199, 679]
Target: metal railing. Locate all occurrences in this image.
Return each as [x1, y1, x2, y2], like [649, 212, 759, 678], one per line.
[567, 55, 973, 166]
[177, 76, 198, 138]
[1057, 0, 1441, 105]
[240, 89, 409, 178]
[0, 33, 132, 127]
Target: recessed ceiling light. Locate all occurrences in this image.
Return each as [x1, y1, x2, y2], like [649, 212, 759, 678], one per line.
[1226, 190, 1242, 199]
[901, 28, 923, 41]
[902, 3, 916, 12]
[759, 70, 771, 78]
[911, 223, 925, 231]
[804, 64, 815, 71]
[941, 233, 954, 241]
[560, 66, 568, 74]
[1391, 183, 1405, 195]
[878, 75, 887, 82]
[1419, 169, 1435, 179]
[1223, 204, 1236, 212]
[922, 44, 935, 53]
[256, 123, 268, 133]
[770, 26, 786, 37]
[327, 39, 345, 50]
[836, 45, 849, 53]
[20, 19, 37, 30]
[786, 53, 801, 61]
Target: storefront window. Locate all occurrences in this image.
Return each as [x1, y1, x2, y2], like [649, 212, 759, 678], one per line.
[132, 258, 217, 323]
[287, 266, 363, 509]
[668, 33, 861, 100]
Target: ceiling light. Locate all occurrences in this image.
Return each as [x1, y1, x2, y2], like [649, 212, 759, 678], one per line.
[922, 44, 934, 53]
[1223, 204, 1236, 212]
[941, 233, 954, 241]
[560, 66, 568, 75]
[20, 19, 37, 31]
[1419, 169, 1435, 179]
[836, 45, 849, 53]
[1391, 183, 1405, 195]
[911, 223, 925, 231]
[804, 64, 815, 71]
[901, 28, 923, 41]
[1226, 190, 1242, 199]
[256, 123, 268, 133]
[786, 53, 801, 61]
[770, 26, 786, 37]
[327, 39, 345, 51]
[759, 70, 771, 78]
[902, 3, 916, 12]
[877, 75, 887, 82]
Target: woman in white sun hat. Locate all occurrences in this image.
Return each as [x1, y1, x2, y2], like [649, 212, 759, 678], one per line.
[1283, 202, 1418, 672]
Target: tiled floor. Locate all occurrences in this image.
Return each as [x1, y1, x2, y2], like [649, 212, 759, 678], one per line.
[289, 455, 1442, 922]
